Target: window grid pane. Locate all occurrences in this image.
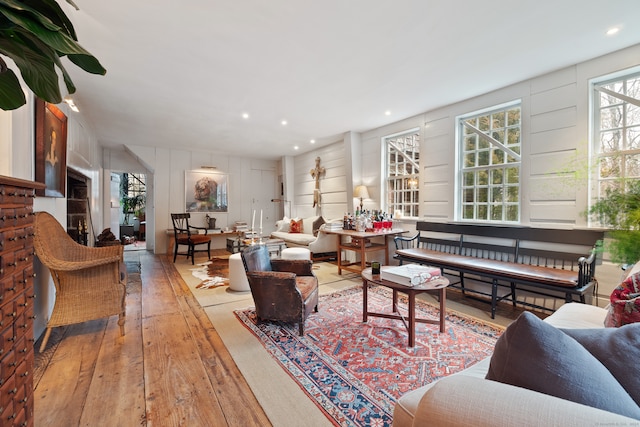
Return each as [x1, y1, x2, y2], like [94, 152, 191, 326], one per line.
[458, 104, 521, 223]
[386, 131, 420, 218]
[595, 73, 640, 196]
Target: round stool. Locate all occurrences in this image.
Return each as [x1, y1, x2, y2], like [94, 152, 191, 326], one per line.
[281, 247, 311, 260]
[228, 253, 250, 292]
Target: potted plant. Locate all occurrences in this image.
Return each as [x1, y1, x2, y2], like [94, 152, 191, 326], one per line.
[0, 0, 106, 110]
[588, 179, 640, 266]
[121, 194, 144, 225]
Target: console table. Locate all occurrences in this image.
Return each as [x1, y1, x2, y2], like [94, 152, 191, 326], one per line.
[322, 228, 404, 275]
[166, 229, 241, 255]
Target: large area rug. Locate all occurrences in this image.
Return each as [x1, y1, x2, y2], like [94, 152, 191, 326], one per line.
[235, 285, 503, 427]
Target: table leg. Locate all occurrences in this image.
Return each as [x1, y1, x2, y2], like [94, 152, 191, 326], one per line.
[360, 246, 366, 272]
[362, 278, 368, 322]
[408, 292, 416, 347]
[392, 289, 399, 313]
[384, 236, 389, 265]
[337, 235, 343, 275]
[439, 288, 446, 333]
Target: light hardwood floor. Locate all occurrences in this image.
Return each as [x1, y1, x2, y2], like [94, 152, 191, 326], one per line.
[34, 250, 270, 427]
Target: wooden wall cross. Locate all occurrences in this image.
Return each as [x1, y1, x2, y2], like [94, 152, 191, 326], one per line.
[310, 156, 325, 208]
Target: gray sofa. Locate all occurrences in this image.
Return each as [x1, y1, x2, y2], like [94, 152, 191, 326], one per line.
[393, 299, 640, 426]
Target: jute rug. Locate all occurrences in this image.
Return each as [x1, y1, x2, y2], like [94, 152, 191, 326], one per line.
[234, 285, 503, 427]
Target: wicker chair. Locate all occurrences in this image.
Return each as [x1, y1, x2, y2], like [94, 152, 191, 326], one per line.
[241, 244, 318, 335]
[33, 212, 126, 353]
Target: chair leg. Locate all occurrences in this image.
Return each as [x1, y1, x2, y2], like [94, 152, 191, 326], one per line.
[39, 327, 53, 353]
[299, 322, 304, 336]
[190, 244, 195, 265]
[207, 241, 211, 260]
[173, 242, 179, 262]
[118, 314, 125, 336]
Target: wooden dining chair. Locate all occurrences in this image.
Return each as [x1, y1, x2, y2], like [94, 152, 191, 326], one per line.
[171, 213, 212, 264]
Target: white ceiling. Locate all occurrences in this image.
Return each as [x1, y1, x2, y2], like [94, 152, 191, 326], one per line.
[60, 0, 640, 160]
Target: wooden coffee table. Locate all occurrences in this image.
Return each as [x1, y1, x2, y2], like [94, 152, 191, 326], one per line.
[361, 266, 449, 347]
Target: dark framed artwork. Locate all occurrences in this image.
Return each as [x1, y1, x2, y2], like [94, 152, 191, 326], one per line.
[185, 170, 228, 212]
[34, 99, 67, 197]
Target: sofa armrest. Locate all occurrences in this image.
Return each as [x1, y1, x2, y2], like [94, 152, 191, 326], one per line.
[397, 375, 635, 427]
[308, 230, 338, 254]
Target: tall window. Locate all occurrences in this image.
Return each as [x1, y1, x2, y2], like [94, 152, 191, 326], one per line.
[385, 129, 420, 218]
[458, 103, 521, 222]
[593, 72, 640, 195]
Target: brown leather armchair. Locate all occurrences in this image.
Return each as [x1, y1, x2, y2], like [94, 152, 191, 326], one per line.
[241, 244, 318, 335]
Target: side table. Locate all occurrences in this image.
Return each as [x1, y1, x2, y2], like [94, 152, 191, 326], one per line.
[361, 266, 450, 347]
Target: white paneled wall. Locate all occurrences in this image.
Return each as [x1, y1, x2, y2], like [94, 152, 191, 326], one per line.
[291, 140, 347, 221]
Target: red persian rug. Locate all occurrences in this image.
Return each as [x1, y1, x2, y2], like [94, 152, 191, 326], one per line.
[235, 285, 503, 427]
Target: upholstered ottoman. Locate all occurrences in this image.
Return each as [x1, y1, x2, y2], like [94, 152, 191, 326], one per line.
[281, 247, 311, 260]
[228, 253, 250, 291]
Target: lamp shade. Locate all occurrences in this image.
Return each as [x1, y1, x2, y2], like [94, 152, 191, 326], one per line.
[354, 185, 370, 199]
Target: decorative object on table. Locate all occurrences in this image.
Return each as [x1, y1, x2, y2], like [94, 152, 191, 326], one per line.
[235, 285, 501, 427]
[185, 170, 228, 212]
[371, 261, 381, 274]
[34, 99, 67, 197]
[170, 213, 212, 264]
[310, 156, 325, 208]
[204, 213, 217, 229]
[381, 264, 442, 286]
[354, 185, 370, 212]
[33, 211, 126, 353]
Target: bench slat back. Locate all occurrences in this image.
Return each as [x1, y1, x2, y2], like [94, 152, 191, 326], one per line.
[416, 222, 604, 272]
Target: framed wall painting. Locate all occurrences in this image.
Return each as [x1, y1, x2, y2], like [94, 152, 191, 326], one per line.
[185, 170, 228, 212]
[34, 99, 68, 197]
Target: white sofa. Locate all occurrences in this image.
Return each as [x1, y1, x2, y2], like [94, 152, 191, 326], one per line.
[270, 216, 338, 259]
[392, 302, 639, 426]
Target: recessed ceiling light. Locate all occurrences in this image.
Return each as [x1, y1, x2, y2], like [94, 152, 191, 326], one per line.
[310, 139, 315, 144]
[385, 110, 391, 116]
[281, 120, 288, 126]
[294, 145, 299, 150]
[242, 113, 249, 119]
[607, 27, 620, 36]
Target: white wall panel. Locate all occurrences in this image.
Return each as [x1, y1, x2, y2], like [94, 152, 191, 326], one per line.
[530, 106, 577, 133]
[529, 126, 578, 154]
[529, 175, 578, 201]
[530, 83, 576, 115]
[530, 150, 577, 175]
[530, 65, 577, 94]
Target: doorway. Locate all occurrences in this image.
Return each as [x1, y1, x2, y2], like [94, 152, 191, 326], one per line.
[116, 172, 147, 251]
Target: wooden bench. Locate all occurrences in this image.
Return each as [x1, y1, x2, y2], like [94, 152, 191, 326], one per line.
[394, 222, 604, 318]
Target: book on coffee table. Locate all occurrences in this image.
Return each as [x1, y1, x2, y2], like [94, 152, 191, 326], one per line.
[380, 264, 442, 286]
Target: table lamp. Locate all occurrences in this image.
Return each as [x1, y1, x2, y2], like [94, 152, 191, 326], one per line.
[354, 185, 369, 212]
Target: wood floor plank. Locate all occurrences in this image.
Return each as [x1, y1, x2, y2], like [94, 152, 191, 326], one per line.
[79, 268, 146, 426]
[161, 257, 272, 427]
[142, 312, 226, 425]
[34, 320, 107, 426]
